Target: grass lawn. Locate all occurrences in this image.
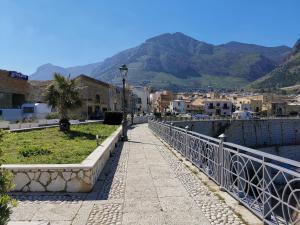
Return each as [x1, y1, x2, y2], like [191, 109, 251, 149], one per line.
[0, 123, 119, 164]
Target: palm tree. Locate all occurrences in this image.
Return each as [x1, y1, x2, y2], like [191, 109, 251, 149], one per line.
[44, 73, 82, 132]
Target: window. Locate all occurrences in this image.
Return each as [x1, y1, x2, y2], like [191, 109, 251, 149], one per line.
[216, 103, 220, 107]
[95, 106, 100, 113]
[95, 94, 100, 103]
[23, 107, 34, 113]
[223, 103, 228, 109]
[88, 106, 93, 114]
[137, 98, 142, 104]
[208, 103, 213, 109]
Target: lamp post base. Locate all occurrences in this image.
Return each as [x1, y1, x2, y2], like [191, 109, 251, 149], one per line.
[121, 135, 128, 141]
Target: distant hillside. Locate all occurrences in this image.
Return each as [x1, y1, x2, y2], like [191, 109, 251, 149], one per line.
[250, 38, 300, 90]
[30, 62, 102, 80]
[31, 32, 291, 91]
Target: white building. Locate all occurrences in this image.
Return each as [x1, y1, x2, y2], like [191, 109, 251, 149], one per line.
[236, 102, 251, 111]
[204, 99, 232, 116]
[131, 86, 150, 114]
[169, 100, 186, 114]
[232, 110, 254, 119]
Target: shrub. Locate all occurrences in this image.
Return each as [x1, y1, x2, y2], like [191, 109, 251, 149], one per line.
[0, 130, 15, 225]
[103, 112, 123, 125]
[68, 113, 86, 121]
[46, 112, 59, 119]
[154, 112, 161, 118]
[46, 112, 85, 121]
[19, 146, 52, 158]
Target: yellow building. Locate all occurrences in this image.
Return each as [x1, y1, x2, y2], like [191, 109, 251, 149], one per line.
[74, 75, 110, 119]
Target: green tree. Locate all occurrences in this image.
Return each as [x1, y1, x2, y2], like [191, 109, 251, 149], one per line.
[44, 73, 82, 132]
[0, 130, 15, 225]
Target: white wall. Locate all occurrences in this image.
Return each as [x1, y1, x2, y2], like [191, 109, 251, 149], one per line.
[132, 86, 150, 113]
[170, 100, 186, 114]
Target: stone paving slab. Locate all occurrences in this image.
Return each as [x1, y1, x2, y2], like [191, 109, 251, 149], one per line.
[9, 124, 247, 225]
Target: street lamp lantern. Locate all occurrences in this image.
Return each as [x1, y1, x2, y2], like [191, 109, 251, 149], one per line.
[119, 64, 128, 141]
[119, 64, 128, 78]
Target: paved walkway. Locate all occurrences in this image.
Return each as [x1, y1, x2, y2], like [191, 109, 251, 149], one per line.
[9, 124, 244, 225]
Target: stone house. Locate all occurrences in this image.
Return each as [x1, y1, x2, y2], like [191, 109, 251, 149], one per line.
[156, 91, 173, 113]
[74, 75, 110, 119]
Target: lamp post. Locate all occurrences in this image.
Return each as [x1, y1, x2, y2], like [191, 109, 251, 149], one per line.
[119, 64, 128, 141]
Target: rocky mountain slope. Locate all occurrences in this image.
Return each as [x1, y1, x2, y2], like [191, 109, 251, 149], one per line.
[30, 62, 102, 80]
[250, 38, 300, 90]
[30, 32, 291, 90]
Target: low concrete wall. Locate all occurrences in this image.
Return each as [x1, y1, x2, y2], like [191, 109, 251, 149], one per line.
[258, 145, 300, 161]
[9, 120, 103, 132]
[173, 119, 300, 148]
[1, 126, 122, 192]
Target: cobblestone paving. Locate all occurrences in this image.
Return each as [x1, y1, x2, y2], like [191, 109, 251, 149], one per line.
[86, 203, 122, 225]
[86, 141, 129, 225]
[9, 124, 249, 225]
[98, 143, 129, 200]
[156, 143, 244, 225]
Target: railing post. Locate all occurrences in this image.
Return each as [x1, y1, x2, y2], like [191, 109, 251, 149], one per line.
[185, 125, 189, 158]
[237, 148, 243, 199]
[262, 156, 271, 224]
[170, 122, 173, 147]
[218, 133, 226, 191]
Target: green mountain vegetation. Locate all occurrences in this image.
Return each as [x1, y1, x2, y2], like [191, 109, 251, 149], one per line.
[31, 32, 291, 91]
[250, 38, 300, 90]
[90, 33, 290, 90]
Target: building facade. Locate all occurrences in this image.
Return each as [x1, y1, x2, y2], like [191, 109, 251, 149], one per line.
[153, 91, 173, 113]
[74, 75, 110, 119]
[109, 85, 123, 112]
[131, 86, 150, 114]
[0, 70, 29, 108]
[169, 100, 186, 114]
[204, 99, 233, 116]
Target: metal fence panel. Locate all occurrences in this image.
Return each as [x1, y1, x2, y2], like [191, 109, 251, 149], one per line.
[149, 120, 300, 225]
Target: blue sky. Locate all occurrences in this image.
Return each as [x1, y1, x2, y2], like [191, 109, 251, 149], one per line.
[0, 0, 299, 75]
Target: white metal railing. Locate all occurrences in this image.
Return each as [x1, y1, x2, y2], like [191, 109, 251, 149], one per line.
[149, 119, 300, 225]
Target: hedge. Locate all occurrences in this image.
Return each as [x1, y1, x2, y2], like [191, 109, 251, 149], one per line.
[103, 111, 123, 125]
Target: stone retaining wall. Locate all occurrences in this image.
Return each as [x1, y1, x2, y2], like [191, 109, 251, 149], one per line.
[1, 126, 122, 192]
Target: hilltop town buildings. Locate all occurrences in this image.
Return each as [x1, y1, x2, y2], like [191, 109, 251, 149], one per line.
[2, 68, 300, 120]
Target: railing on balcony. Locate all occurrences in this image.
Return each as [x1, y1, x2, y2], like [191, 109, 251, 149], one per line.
[148, 119, 300, 225]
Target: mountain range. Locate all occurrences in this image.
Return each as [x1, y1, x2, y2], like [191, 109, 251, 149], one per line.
[30, 32, 293, 91]
[249, 38, 300, 90]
